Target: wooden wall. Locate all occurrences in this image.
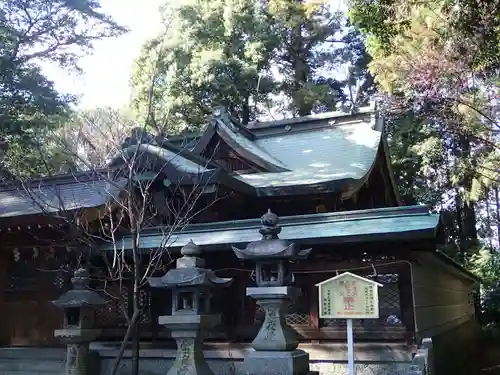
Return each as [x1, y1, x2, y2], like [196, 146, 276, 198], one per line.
[0, 247, 63, 347]
[410, 251, 477, 340]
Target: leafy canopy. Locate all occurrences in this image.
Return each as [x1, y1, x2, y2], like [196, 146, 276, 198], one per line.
[0, 0, 127, 176]
[132, 0, 354, 134]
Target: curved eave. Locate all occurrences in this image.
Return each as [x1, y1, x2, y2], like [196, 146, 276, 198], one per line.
[247, 176, 364, 197]
[110, 144, 218, 183]
[100, 205, 440, 252]
[233, 112, 383, 196]
[110, 144, 257, 194]
[212, 118, 290, 173]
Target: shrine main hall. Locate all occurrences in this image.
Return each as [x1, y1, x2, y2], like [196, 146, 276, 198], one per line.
[0, 106, 479, 375]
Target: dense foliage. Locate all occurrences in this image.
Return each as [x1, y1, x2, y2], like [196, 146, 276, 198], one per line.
[349, 0, 500, 257]
[131, 0, 370, 133]
[469, 249, 500, 329]
[0, 0, 126, 176]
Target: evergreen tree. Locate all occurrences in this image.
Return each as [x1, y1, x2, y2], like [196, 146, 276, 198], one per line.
[131, 0, 356, 133]
[0, 0, 126, 176]
[349, 0, 500, 256]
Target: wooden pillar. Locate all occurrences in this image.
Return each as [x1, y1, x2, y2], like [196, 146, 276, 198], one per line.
[309, 274, 320, 331]
[398, 263, 416, 341]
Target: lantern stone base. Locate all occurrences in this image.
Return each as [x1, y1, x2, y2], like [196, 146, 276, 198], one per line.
[244, 349, 317, 375]
[54, 328, 102, 375]
[54, 328, 101, 344]
[160, 314, 221, 375]
[247, 286, 300, 351]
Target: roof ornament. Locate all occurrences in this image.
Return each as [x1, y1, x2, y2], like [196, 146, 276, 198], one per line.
[71, 268, 90, 289]
[212, 106, 226, 118]
[259, 208, 281, 240]
[120, 127, 157, 149]
[211, 105, 240, 133]
[232, 209, 311, 268]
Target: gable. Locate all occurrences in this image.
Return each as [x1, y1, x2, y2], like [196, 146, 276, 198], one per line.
[194, 106, 290, 173]
[203, 135, 264, 173]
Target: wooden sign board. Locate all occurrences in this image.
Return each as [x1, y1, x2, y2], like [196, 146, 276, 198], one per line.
[315, 272, 383, 320]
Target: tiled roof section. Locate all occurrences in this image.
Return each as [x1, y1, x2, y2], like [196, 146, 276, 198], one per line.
[0, 177, 126, 218]
[234, 112, 381, 194]
[100, 205, 439, 251]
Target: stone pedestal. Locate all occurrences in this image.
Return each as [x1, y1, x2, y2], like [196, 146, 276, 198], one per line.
[56, 327, 101, 375]
[244, 287, 313, 375]
[160, 314, 220, 375]
[247, 287, 299, 351]
[245, 350, 311, 375]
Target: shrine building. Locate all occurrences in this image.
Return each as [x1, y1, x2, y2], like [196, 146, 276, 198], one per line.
[0, 105, 479, 375]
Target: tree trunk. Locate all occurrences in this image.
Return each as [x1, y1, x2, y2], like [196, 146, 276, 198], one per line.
[463, 201, 478, 247]
[131, 234, 141, 375]
[241, 96, 251, 125]
[455, 189, 466, 260]
[290, 23, 311, 116]
[458, 135, 478, 255]
[131, 317, 140, 375]
[107, 310, 140, 375]
[485, 189, 494, 251]
[496, 187, 500, 247]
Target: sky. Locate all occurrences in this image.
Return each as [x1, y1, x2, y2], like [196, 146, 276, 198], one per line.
[40, 0, 348, 111]
[40, 0, 165, 110]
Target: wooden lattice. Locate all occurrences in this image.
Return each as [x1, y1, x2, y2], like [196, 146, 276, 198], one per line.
[252, 274, 310, 326]
[139, 288, 152, 324]
[285, 312, 310, 326]
[94, 283, 129, 328]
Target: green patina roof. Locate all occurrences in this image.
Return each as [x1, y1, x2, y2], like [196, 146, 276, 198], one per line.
[99, 205, 439, 252]
[0, 106, 392, 218]
[166, 104, 389, 197]
[0, 175, 126, 219]
[206, 105, 386, 196]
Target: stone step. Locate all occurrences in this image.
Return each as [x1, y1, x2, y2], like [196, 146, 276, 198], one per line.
[0, 348, 65, 375]
[0, 358, 65, 373]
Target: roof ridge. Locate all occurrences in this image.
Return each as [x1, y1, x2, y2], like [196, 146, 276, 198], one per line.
[247, 106, 375, 130]
[0, 168, 115, 192]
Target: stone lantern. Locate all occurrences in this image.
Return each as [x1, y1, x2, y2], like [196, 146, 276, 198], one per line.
[149, 240, 232, 375]
[51, 268, 106, 375]
[232, 209, 317, 375]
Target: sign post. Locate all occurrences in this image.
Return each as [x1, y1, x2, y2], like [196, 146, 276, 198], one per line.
[347, 318, 354, 375]
[316, 272, 382, 375]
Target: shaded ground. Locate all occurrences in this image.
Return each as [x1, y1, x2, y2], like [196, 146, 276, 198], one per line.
[479, 344, 500, 375]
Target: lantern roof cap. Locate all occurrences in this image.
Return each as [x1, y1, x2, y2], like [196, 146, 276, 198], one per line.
[232, 209, 312, 260]
[149, 241, 232, 289]
[51, 268, 106, 309]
